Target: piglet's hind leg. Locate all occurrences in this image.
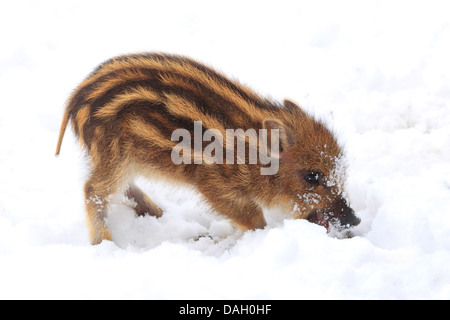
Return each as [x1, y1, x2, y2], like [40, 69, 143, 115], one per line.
[84, 176, 113, 245]
[125, 183, 163, 218]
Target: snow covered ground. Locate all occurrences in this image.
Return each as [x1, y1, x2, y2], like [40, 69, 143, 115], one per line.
[1, 0, 449, 299]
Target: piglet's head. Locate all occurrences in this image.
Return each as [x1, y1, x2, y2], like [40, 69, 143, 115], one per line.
[264, 100, 360, 233]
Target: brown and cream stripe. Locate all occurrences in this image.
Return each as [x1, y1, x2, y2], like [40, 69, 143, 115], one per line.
[56, 52, 285, 158]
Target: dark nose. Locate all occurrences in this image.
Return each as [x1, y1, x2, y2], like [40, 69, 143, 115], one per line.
[333, 197, 360, 228]
[340, 207, 361, 227]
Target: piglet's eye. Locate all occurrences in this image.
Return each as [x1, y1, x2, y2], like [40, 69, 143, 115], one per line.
[304, 172, 321, 185]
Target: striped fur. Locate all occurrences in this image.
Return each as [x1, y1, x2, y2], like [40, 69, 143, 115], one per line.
[56, 52, 359, 244]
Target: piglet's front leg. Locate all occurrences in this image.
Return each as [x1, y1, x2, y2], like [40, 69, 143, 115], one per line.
[198, 186, 267, 231]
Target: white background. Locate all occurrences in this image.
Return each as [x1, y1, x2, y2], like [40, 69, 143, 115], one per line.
[0, 0, 449, 299]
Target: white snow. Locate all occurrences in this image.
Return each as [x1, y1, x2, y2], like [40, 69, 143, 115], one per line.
[1, 0, 449, 299]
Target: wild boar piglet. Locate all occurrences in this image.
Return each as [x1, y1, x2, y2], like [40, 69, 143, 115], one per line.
[56, 52, 360, 244]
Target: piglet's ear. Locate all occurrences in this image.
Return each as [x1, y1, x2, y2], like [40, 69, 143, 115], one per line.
[283, 99, 308, 117]
[263, 119, 294, 156]
[283, 99, 300, 111]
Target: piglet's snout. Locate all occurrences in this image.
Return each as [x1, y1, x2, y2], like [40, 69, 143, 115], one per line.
[334, 198, 360, 228]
